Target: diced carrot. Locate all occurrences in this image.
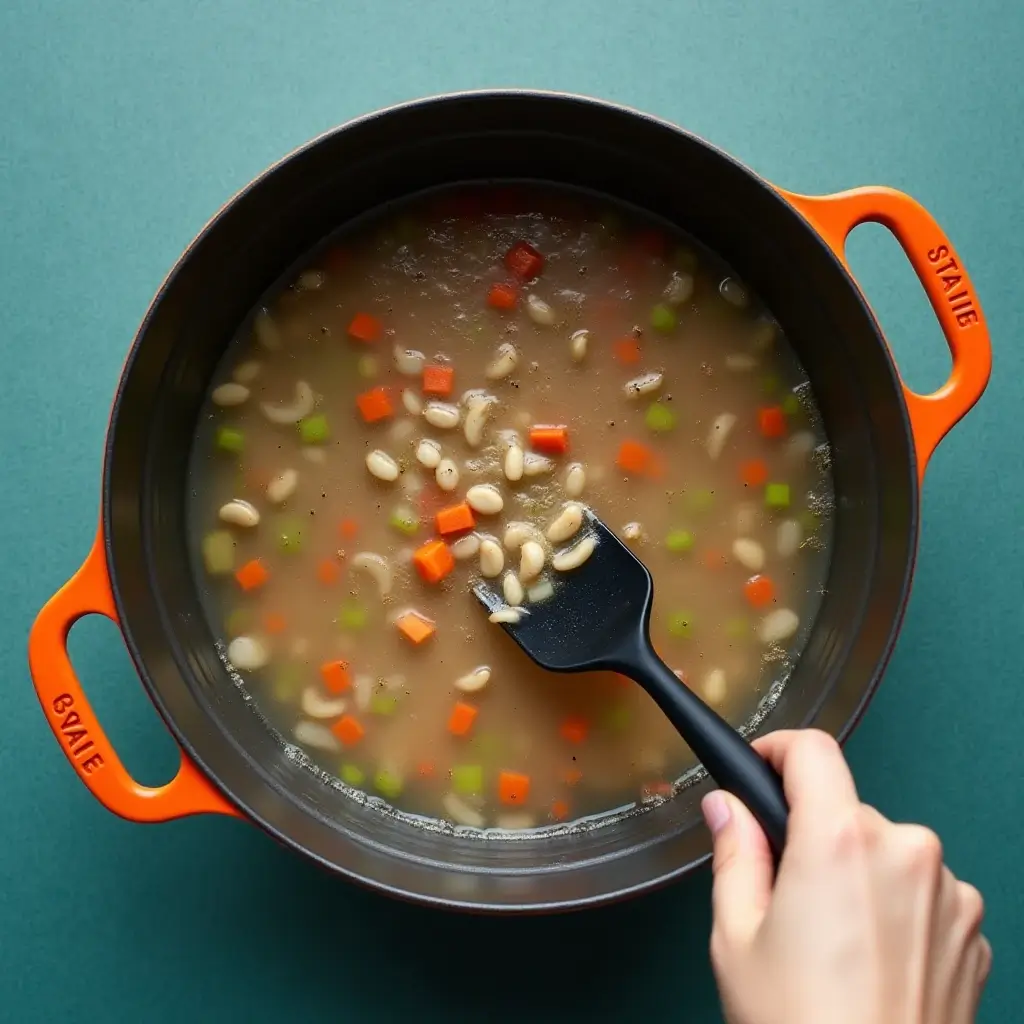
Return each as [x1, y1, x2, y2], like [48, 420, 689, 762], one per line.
[616, 439, 654, 475]
[396, 611, 436, 645]
[487, 282, 518, 310]
[740, 459, 769, 488]
[559, 716, 589, 744]
[744, 574, 776, 607]
[316, 558, 341, 585]
[643, 781, 675, 799]
[529, 425, 570, 454]
[551, 799, 570, 821]
[235, 558, 269, 592]
[331, 714, 365, 746]
[562, 767, 584, 787]
[448, 701, 478, 737]
[702, 549, 728, 570]
[413, 538, 455, 583]
[263, 612, 287, 635]
[504, 240, 544, 280]
[356, 386, 394, 423]
[435, 502, 476, 536]
[613, 336, 642, 364]
[758, 406, 787, 439]
[320, 659, 352, 694]
[498, 770, 531, 805]
[347, 312, 382, 343]
[339, 518, 359, 540]
[422, 365, 455, 396]
[417, 761, 436, 779]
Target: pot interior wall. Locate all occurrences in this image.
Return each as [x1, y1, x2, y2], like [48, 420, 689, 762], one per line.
[106, 93, 916, 909]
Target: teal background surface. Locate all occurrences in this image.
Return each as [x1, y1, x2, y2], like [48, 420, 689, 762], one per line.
[2, 1, 1021, 1021]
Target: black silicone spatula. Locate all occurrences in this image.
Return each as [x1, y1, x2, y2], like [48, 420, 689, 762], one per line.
[473, 508, 788, 856]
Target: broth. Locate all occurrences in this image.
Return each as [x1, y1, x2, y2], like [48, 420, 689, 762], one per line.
[188, 186, 833, 832]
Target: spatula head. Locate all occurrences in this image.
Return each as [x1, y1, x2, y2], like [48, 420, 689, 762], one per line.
[472, 509, 654, 673]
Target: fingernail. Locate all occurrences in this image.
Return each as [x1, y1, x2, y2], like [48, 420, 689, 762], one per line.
[702, 791, 731, 835]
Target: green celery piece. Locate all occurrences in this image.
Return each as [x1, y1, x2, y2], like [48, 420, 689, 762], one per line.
[689, 489, 715, 512]
[452, 764, 484, 796]
[765, 483, 791, 510]
[667, 611, 694, 639]
[370, 693, 399, 716]
[339, 763, 365, 787]
[299, 414, 329, 444]
[357, 355, 378, 379]
[271, 664, 303, 701]
[276, 518, 303, 554]
[389, 505, 420, 536]
[337, 600, 368, 630]
[215, 426, 244, 454]
[665, 529, 694, 553]
[203, 530, 235, 574]
[604, 705, 632, 732]
[645, 401, 677, 433]
[650, 303, 677, 333]
[374, 769, 404, 800]
[781, 393, 802, 416]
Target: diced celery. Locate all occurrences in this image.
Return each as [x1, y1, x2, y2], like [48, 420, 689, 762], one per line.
[215, 427, 244, 454]
[645, 401, 677, 433]
[689, 489, 715, 512]
[799, 508, 820, 532]
[604, 706, 632, 732]
[650, 303, 677, 333]
[667, 612, 694, 639]
[374, 768, 404, 800]
[765, 483, 791, 510]
[203, 530, 235, 574]
[337, 600, 368, 631]
[389, 505, 420, 536]
[357, 355, 378, 379]
[665, 529, 694, 553]
[781, 393, 802, 416]
[526, 579, 554, 604]
[370, 693, 399, 716]
[276, 519, 303, 553]
[761, 374, 781, 396]
[299, 414, 329, 444]
[271, 663, 303, 701]
[452, 764, 484, 796]
[340, 763, 365, 787]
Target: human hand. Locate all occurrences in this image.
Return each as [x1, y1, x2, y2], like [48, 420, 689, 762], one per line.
[703, 730, 990, 1024]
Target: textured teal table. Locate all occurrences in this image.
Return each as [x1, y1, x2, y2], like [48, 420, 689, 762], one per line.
[2, 2, 1021, 1020]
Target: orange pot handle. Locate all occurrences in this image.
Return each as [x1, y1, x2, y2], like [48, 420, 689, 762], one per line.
[28, 524, 240, 822]
[778, 186, 991, 482]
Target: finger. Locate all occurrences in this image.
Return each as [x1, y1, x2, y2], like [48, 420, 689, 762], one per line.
[704, 790, 774, 946]
[752, 729, 859, 827]
[953, 935, 991, 1022]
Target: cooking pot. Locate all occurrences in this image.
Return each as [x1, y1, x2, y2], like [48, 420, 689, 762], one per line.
[28, 91, 991, 912]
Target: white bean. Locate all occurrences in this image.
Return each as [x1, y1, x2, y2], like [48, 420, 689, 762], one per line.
[366, 449, 399, 482]
[393, 344, 425, 376]
[435, 458, 460, 492]
[389, 419, 415, 444]
[479, 538, 504, 578]
[495, 813, 535, 831]
[301, 687, 347, 719]
[503, 522, 543, 550]
[218, 499, 260, 528]
[465, 483, 503, 514]
[503, 573, 525, 606]
[621, 521, 644, 542]
[570, 329, 589, 363]
[416, 438, 442, 469]
[444, 792, 485, 828]
[623, 371, 664, 399]
[488, 607, 523, 625]
[402, 389, 423, 415]
[261, 380, 315, 425]
[526, 578, 554, 604]
[351, 552, 393, 598]
[552, 535, 597, 572]
[227, 635, 269, 672]
[731, 538, 765, 572]
[786, 431, 817, 461]
[519, 541, 545, 583]
[523, 452, 554, 477]
[546, 503, 583, 543]
[454, 666, 491, 694]
[725, 353, 757, 372]
[451, 533, 481, 560]
[564, 462, 586, 498]
[463, 396, 494, 447]
[719, 277, 748, 307]
[504, 443, 525, 481]
[293, 720, 341, 752]
[759, 608, 800, 645]
[232, 360, 262, 384]
[664, 271, 695, 306]
[423, 401, 461, 429]
[211, 382, 250, 407]
[297, 269, 324, 291]
[703, 669, 727, 704]
[526, 294, 556, 326]
[706, 412, 737, 461]
[777, 519, 804, 558]
[485, 342, 519, 380]
[253, 309, 280, 350]
[266, 468, 298, 505]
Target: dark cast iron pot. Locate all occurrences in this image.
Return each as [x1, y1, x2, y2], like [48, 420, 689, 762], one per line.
[29, 91, 991, 912]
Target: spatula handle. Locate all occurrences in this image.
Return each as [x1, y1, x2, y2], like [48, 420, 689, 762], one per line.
[627, 643, 788, 858]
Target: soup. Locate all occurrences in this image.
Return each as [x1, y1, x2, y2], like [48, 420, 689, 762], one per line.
[188, 186, 833, 832]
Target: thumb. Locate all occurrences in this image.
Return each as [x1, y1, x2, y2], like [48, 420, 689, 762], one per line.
[703, 790, 774, 944]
